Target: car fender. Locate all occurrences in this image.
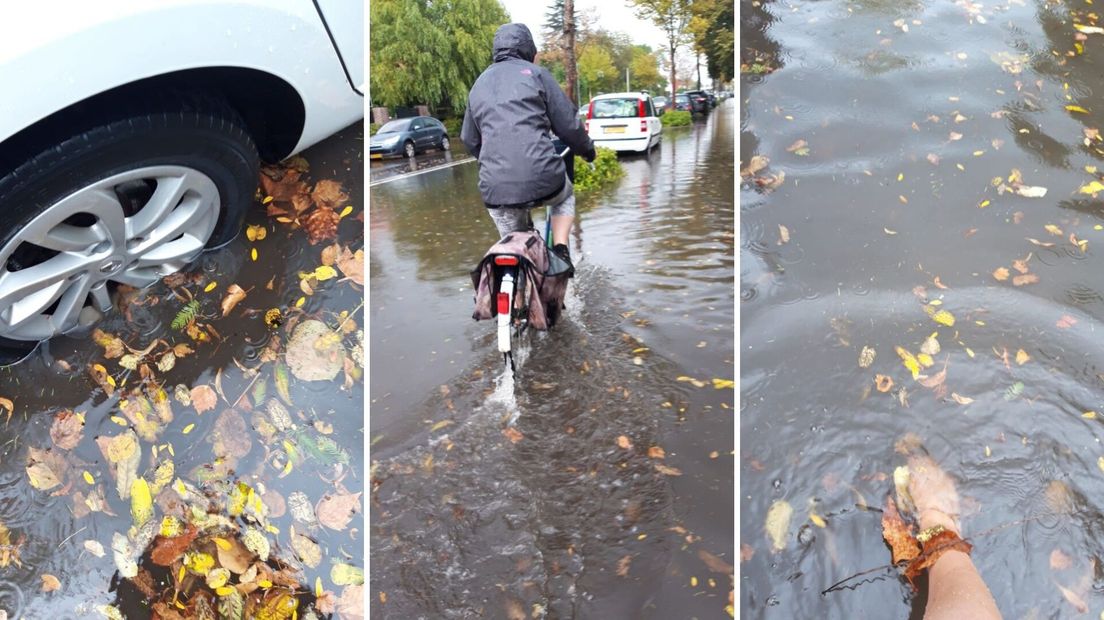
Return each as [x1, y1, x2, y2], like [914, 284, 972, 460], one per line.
[0, 1, 363, 154]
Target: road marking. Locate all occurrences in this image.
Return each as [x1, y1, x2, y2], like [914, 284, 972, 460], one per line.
[368, 157, 476, 187]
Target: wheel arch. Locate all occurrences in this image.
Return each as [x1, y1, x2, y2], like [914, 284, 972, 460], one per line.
[0, 67, 306, 178]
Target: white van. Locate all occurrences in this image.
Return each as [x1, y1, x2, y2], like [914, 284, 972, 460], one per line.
[584, 92, 662, 153]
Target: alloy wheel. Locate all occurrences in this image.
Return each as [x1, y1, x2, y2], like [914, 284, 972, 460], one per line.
[0, 165, 220, 341]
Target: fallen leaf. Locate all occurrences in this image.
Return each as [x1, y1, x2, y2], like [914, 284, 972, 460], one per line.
[1067, 104, 1090, 114]
[616, 555, 632, 577]
[654, 463, 683, 476]
[875, 374, 894, 392]
[778, 224, 790, 245]
[1015, 185, 1048, 198]
[1015, 349, 1030, 365]
[785, 139, 809, 156]
[334, 246, 364, 286]
[84, 539, 105, 558]
[881, 496, 920, 564]
[336, 585, 364, 618]
[1012, 273, 1039, 286]
[130, 478, 153, 528]
[1079, 180, 1104, 195]
[647, 446, 666, 459]
[190, 385, 217, 414]
[302, 208, 340, 245]
[765, 500, 793, 552]
[926, 153, 940, 165]
[50, 410, 83, 450]
[1051, 548, 1073, 571]
[330, 563, 364, 586]
[1044, 224, 1063, 236]
[41, 574, 60, 592]
[1011, 258, 1030, 274]
[1026, 237, 1055, 248]
[951, 393, 975, 405]
[286, 320, 344, 382]
[311, 179, 348, 210]
[949, 131, 963, 141]
[920, 335, 940, 356]
[316, 490, 361, 531]
[859, 346, 876, 368]
[896, 347, 921, 379]
[616, 435, 633, 450]
[698, 549, 734, 574]
[220, 284, 247, 317]
[503, 427, 523, 443]
[918, 368, 947, 389]
[1058, 583, 1088, 613]
[1057, 314, 1078, 329]
[743, 155, 769, 176]
[150, 525, 198, 566]
[245, 225, 267, 242]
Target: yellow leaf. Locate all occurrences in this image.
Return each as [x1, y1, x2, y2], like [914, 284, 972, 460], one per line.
[110, 415, 127, 426]
[1079, 181, 1104, 195]
[131, 478, 153, 527]
[186, 552, 215, 576]
[204, 281, 217, 293]
[160, 515, 183, 537]
[312, 265, 338, 281]
[182, 423, 195, 435]
[339, 205, 354, 218]
[41, 574, 61, 592]
[216, 586, 236, 597]
[931, 309, 955, 326]
[712, 378, 735, 389]
[245, 225, 267, 242]
[212, 537, 232, 551]
[895, 346, 921, 379]
[690, 576, 698, 587]
[83, 471, 95, 485]
[295, 297, 305, 308]
[1067, 104, 1090, 113]
[1015, 349, 1030, 365]
[429, 420, 454, 432]
[916, 353, 934, 368]
[809, 513, 827, 528]
[1044, 224, 1063, 236]
[1084, 411, 1098, 419]
[262, 196, 274, 204]
[251, 248, 258, 262]
[206, 568, 230, 589]
[1099, 456, 1104, 473]
[965, 347, 975, 358]
[765, 500, 793, 552]
[315, 576, 324, 597]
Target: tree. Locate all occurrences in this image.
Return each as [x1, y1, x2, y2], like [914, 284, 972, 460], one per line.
[543, 0, 565, 37]
[369, 0, 508, 112]
[628, 0, 693, 101]
[577, 44, 616, 99]
[689, 0, 734, 84]
[629, 46, 666, 93]
[564, 0, 578, 104]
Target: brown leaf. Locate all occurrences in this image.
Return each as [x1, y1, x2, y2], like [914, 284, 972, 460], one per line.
[336, 585, 364, 619]
[742, 155, 769, 176]
[1058, 582, 1089, 614]
[654, 463, 683, 476]
[874, 374, 894, 393]
[92, 329, 125, 359]
[992, 267, 1010, 281]
[616, 554, 632, 577]
[311, 180, 348, 210]
[697, 549, 734, 575]
[190, 385, 217, 414]
[49, 410, 83, 450]
[321, 243, 340, 266]
[216, 535, 254, 574]
[209, 409, 251, 461]
[316, 490, 361, 531]
[951, 393, 974, 405]
[1012, 273, 1039, 286]
[1012, 258, 1030, 274]
[1026, 237, 1055, 248]
[335, 246, 364, 286]
[785, 139, 807, 153]
[1051, 548, 1073, 571]
[881, 496, 920, 564]
[918, 369, 947, 389]
[1058, 314, 1078, 329]
[40, 574, 60, 592]
[616, 435, 633, 450]
[220, 284, 247, 317]
[933, 276, 948, 289]
[926, 153, 940, 165]
[647, 446, 666, 459]
[302, 208, 341, 245]
[741, 543, 755, 562]
[503, 427, 524, 443]
[260, 167, 307, 202]
[150, 525, 198, 566]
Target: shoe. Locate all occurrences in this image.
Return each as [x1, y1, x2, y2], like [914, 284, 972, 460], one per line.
[552, 243, 575, 278]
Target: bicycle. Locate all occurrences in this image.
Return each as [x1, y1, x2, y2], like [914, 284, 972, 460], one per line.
[473, 145, 579, 372]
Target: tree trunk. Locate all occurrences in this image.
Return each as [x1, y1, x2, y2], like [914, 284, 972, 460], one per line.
[669, 41, 677, 103]
[695, 51, 701, 90]
[564, 0, 577, 105]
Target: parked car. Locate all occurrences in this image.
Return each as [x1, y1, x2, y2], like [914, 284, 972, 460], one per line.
[704, 90, 717, 107]
[0, 1, 363, 361]
[584, 92, 662, 153]
[369, 116, 450, 159]
[652, 95, 669, 112]
[682, 90, 710, 114]
[673, 94, 692, 112]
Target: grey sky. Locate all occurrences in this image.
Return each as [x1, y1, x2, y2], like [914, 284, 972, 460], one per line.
[498, 0, 669, 53]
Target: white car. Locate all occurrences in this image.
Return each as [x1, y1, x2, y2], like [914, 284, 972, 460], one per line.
[584, 92, 662, 153]
[0, 1, 363, 359]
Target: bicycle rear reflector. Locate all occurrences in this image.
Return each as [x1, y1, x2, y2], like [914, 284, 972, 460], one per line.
[497, 292, 510, 315]
[494, 256, 519, 266]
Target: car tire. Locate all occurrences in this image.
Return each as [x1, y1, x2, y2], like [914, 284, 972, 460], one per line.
[404, 141, 416, 158]
[0, 90, 259, 357]
[440, 136, 451, 151]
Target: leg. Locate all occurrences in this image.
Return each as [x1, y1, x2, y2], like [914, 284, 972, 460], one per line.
[549, 174, 576, 247]
[486, 207, 529, 239]
[908, 455, 1001, 620]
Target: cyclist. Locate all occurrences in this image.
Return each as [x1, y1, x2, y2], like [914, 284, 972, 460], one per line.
[461, 22, 595, 274]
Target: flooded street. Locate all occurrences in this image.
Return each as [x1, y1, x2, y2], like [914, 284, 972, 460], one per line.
[370, 104, 735, 617]
[743, 0, 1104, 617]
[0, 125, 364, 617]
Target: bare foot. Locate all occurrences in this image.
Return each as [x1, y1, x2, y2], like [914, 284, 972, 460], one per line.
[907, 455, 961, 535]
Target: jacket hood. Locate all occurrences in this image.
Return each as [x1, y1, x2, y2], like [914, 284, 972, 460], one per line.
[492, 23, 537, 63]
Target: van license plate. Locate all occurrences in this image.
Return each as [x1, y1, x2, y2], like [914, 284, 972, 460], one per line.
[604, 126, 626, 134]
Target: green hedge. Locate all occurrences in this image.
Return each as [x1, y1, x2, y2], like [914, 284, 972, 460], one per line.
[369, 123, 379, 135]
[661, 111, 692, 127]
[573, 147, 623, 191]
[442, 118, 462, 137]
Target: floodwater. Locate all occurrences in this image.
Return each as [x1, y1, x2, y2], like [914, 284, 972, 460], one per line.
[0, 125, 364, 616]
[742, 0, 1104, 617]
[368, 142, 473, 184]
[370, 104, 735, 617]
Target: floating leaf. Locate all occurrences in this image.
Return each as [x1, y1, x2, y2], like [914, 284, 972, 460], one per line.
[112, 532, 138, 579]
[952, 393, 975, 405]
[291, 529, 322, 568]
[1015, 185, 1048, 198]
[1013, 273, 1040, 286]
[1016, 349, 1030, 365]
[1057, 314, 1078, 329]
[1005, 381, 1025, 400]
[130, 478, 153, 528]
[1079, 180, 1104, 195]
[84, 539, 105, 558]
[274, 362, 292, 405]
[245, 225, 267, 242]
[330, 563, 364, 586]
[171, 300, 200, 331]
[875, 374, 894, 392]
[765, 500, 793, 552]
[616, 435, 633, 449]
[316, 490, 361, 531]
[190, 385, 217, 414]
[242, 527, 270, 561]
[895, 346, 921, 379]
[859, 346, 876, 368]
[1067, 104, 1091, 114]
[50, 410, 83, 450]
[993, 267, 1010, 281]
[1044, 224, 1064, 236]
[930, 309, 956, 326]
[220, 284, 247, 317]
